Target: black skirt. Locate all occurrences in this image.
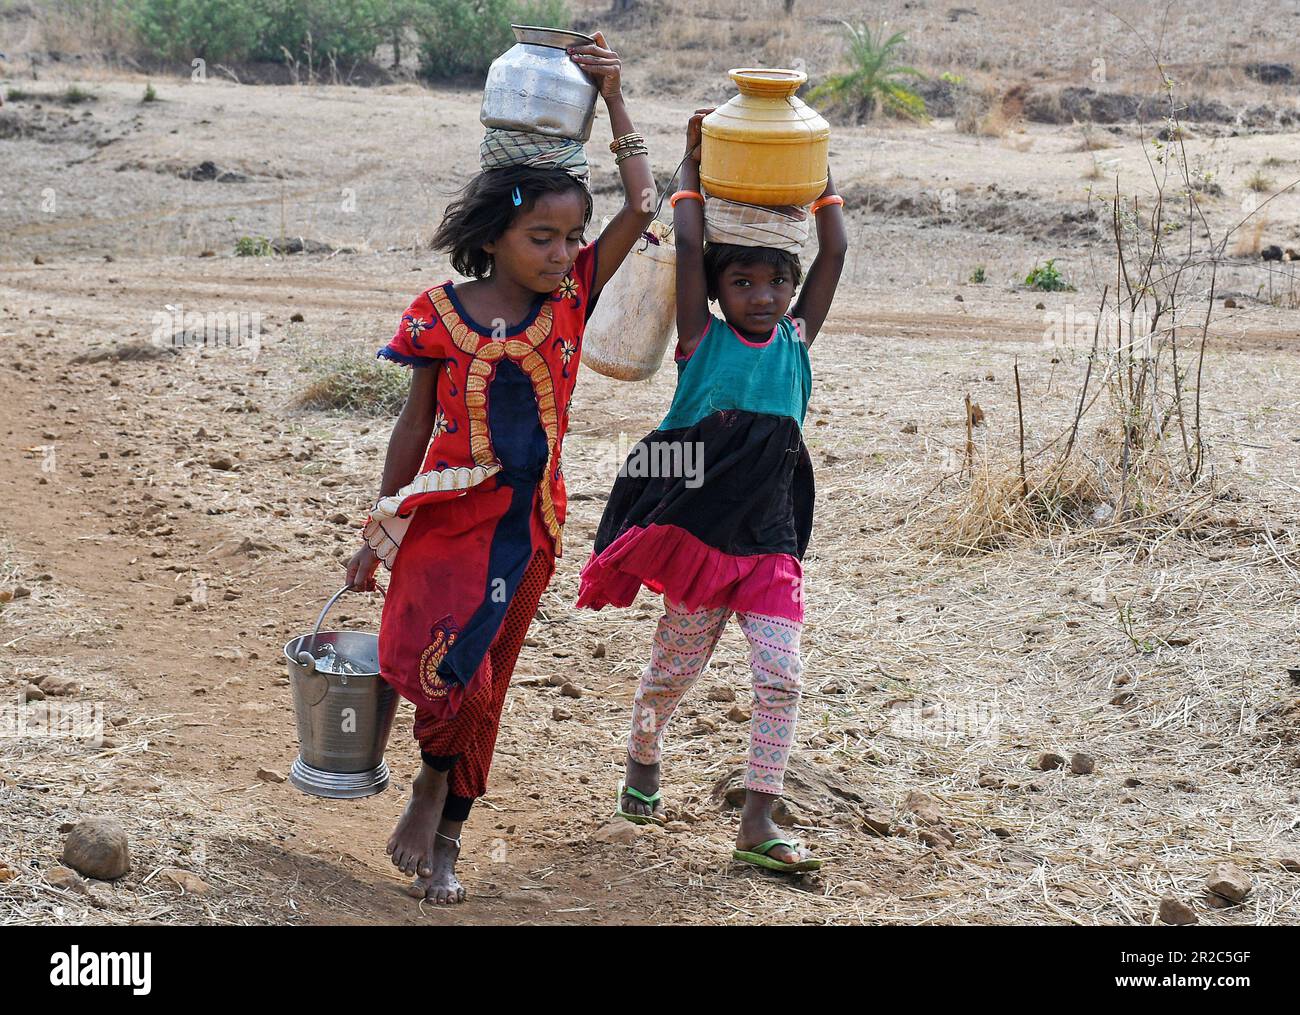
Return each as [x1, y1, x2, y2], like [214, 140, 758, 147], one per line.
[576, 409, 814, 622]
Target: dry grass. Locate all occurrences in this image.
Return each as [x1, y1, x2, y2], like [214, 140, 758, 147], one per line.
[1232, 214, 1269, 257]
[955, 87, 1012, 138]
[295, 345, 411, 417]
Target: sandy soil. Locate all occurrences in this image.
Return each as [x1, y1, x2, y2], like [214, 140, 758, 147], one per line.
[2, 17, 1300, 925]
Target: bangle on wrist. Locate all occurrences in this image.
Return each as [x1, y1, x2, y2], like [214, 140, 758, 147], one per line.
[609, 131, 645, 154]
[811, 194, 844, 215]
[670, 189, 704, 208]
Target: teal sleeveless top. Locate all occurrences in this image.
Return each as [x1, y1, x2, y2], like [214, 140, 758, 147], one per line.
[659, 315, 812, 431]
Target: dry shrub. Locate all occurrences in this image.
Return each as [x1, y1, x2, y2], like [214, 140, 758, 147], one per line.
[296, 348, 409, 416]
[954, 86, 1008, 137]
[1231, 214, 1267, 257]
[28, 0, 139, 60]
[920, 66, 1283, 555]
[924, 452, 1108, 552]
[1073, 122, 1117, 151]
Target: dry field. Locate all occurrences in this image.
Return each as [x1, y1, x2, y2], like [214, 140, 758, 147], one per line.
[1, 1, 1299, 925]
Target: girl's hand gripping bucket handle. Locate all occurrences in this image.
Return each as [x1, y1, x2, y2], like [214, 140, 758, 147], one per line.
[295, 583, 386, 682]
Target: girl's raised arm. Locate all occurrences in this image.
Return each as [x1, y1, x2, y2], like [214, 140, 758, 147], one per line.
[672, 109, 714, 357]
[790, 170, 848, 347]
[567, 32, 655, 298]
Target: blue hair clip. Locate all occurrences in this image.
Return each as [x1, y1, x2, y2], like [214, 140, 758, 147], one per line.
[511, 186, 523, 207]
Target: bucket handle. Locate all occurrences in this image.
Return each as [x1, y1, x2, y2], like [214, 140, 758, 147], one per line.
[295, 583, 386, 680]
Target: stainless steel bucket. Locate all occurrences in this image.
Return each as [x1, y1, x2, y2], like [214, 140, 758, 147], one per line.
[480, 24, 599, 142]
[283, 586, 398, 799]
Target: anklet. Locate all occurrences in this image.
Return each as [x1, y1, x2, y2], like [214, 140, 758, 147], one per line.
[436, 831, 461, 849]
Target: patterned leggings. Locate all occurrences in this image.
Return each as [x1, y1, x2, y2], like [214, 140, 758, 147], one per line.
[413, 549, 553, 820]
[628, 599, 803, 795]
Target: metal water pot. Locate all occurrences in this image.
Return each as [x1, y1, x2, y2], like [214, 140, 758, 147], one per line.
[283, 586, 398, 799]
[480, 24, 599, 142]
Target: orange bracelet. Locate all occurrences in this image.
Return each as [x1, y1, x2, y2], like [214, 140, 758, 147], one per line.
[811, 194, 844, 214]
[670, 190, 704, 208]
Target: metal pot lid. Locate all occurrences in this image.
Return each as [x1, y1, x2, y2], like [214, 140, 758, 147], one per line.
[511, 24, 596, 50]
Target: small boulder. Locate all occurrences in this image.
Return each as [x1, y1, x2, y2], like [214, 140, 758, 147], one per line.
[61, 817, 131, 880]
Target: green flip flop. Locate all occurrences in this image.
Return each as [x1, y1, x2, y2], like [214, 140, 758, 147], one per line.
[732, 838, 822, 873]
[615, 782, 667, 826]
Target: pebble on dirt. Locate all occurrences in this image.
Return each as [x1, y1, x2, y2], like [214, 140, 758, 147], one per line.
[904, 790, 943, 826]
[706, 685, 735, 702]
[158, 868, 210, 895]
[1205, 863, 1251, 905]
[61, 817, 131, 881]
[559, 682, 582, 699]
[256, 767, 287, 784]
[551, 705, 572, 721]
[862, 810, 895, 837]
[726, 704, 751, 722]
[592, 820, 640, 845]
[1069, 752, 1096, 775]
[39, 675, 79, 696]
[47, 865, 90, 894]
[1036, 752, 1066, 771]
[1158, 897, 1198, 925]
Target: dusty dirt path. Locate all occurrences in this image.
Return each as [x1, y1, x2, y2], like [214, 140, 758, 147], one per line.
[4, 68, 1299, 926]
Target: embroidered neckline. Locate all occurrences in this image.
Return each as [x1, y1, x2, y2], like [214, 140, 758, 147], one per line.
[443, 282, 548, 339]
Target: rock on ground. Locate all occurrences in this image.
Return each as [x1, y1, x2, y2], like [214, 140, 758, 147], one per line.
[1158, 897, 1198, 925]
[1205, 863, 1251, 904]
[62, 817, 131, 880]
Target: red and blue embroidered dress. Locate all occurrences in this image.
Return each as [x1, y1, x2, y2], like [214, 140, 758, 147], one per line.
[365, 242, 598, 741]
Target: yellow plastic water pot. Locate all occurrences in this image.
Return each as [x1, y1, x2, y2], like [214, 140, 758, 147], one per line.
[700, 68, 830, 207]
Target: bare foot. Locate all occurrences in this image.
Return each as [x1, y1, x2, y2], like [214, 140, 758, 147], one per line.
[737, 789, 812, 866]
[417, 831, 466, 905]
[619, 754, 665, 822]
[385, 762, 448, 878]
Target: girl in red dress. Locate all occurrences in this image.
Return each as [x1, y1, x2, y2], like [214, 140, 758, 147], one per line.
[345, 32, 654, 904]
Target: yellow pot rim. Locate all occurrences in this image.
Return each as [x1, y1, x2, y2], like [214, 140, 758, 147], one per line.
[728, 67, 808, 97]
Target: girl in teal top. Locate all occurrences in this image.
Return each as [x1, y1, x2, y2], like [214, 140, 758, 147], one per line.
[577, 108, 848, 873]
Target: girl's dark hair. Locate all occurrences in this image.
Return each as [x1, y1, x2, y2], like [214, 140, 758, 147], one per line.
[432, 166, 593, 279]
[702, 242, 803, 300]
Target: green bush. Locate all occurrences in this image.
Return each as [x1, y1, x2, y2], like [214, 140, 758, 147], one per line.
[416, 0, 571, 80]
[235, 235, 272, 257]
[1025, 259, 1074, 292]
[131, 0, 268, 62]
[253, 0, 388, 64]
